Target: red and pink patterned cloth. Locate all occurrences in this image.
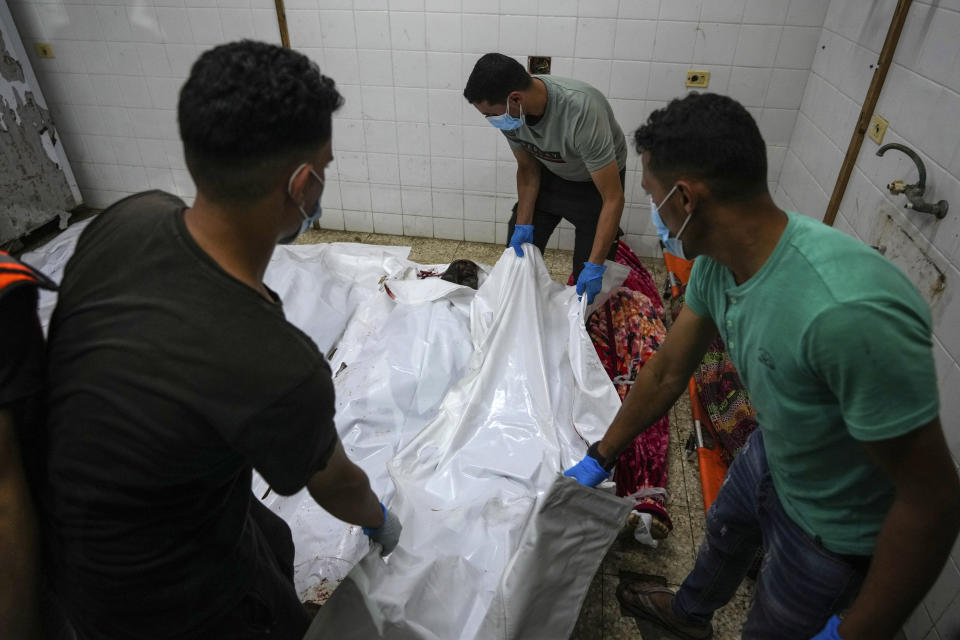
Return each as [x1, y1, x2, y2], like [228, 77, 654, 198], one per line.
[568, 242, 672, 531]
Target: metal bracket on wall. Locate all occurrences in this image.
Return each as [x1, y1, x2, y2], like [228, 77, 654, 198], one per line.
[877, 143, 949, 219]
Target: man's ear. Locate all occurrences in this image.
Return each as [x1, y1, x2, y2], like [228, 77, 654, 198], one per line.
[287, 163, 310, 205]
[676, 179, 700, 214]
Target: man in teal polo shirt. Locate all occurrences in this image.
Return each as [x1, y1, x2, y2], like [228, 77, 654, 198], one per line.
[564, 93, 960, 639]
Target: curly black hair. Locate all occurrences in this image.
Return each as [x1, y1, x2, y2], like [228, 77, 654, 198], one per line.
[178, 40, 343, 203]
[463, 53, 532, 105]
[634, 93, 767, 203]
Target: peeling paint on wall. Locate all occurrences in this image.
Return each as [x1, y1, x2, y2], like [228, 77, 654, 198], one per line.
[0, 16, 79, 245]
[874, 212, 948, 307]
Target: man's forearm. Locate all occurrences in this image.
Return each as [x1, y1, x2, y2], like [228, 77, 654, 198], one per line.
[588, 196, 625, 264]
[515, 165, 541, 225]
[597, 353, 687, 460]
[838, 491, 960, 639]
[0, 413, 39, 640]
[307, 458, 383, 529]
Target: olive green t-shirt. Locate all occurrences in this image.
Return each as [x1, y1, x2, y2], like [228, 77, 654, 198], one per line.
[685, 211, 939, 555]
[502, 75, 627, 182]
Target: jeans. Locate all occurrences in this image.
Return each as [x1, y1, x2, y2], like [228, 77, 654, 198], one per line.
[673, 431, 869, 639]
[506, 169, 625, 280]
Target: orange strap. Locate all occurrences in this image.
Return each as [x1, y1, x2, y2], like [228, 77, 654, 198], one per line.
[663, 252, 695, 286]
[688, 376, 729, 512]
[0, 251, 55, 295]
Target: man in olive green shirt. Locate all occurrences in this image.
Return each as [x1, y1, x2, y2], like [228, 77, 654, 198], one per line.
[463, 53, 627, 303]
[564, 93, 960, 640]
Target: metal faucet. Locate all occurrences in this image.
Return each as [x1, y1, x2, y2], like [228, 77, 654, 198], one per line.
[876, 143, 949, 219]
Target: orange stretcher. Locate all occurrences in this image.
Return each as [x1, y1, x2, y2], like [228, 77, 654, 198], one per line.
[664, 251, 730, 513]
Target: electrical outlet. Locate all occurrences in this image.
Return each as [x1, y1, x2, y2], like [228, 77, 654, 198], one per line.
[868, 114, 888, 144]
[685, 70, 710, 88]
[35, 43, 55, 58]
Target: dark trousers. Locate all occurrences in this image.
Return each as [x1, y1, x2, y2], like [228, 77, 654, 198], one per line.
[673, 431, 870, 639]
[506, 168, 625, 280]
[206, 497, 311, 640]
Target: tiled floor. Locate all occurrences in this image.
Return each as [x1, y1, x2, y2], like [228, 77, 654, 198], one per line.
[304, 228, 752, 639]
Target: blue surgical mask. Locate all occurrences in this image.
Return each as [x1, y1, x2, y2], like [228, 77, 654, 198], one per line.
[281, 163, 324, 244]
[649, 185, 692, 260]
[486, 101, 524, 131]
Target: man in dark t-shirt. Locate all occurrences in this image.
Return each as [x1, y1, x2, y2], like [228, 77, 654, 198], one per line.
[42, 42, 400, 639]
[0, 252, 56, 639]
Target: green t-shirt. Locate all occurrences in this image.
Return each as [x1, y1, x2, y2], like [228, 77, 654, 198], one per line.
[685, 212, 939, 555]
[502, 75, 627, 182]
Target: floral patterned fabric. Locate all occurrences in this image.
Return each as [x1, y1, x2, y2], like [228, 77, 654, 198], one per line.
[571, 241, 672, 529]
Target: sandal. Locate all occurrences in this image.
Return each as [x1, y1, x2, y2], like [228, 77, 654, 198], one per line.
[615, 571, 713, 640]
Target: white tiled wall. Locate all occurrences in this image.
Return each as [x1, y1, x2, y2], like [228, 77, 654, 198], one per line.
[10, 0, 828, 257]
[777, 2, 960, 637]
[8, 0, 282, 211]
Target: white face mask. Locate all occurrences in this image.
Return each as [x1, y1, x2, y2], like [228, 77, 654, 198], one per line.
[280, 163, 324, 244]
[649, 185, 692, 259]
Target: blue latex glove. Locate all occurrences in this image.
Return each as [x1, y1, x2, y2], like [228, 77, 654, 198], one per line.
[509, 225, 534, 257]
[564, 454, 610, 487]
[576, 262, 606, 304]
[362, 502, 403, 556]
[810, 615, 843, 640]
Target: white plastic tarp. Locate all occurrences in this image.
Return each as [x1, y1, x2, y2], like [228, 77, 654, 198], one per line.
[294, 248, 633, 639]
[23, 220, 633, 638]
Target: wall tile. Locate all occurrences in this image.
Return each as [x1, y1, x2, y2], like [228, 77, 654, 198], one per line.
[764, 68, 808, 109]
[464, 194, 496, 221]
[363, 120, 398, 153]
[431, 157, 463, 188]
[734, 24, 782, 67]
[403, 213, 434, 236]
[463, 159, 497, 191]
[373, 211, 404, 234]
[399, 155, 431, 186]
[776, 26, 821, 70]
[433, 190, 464, 218]
[433, 217, 463, 239]
[429, 123, 462, 156]
[402, 189, 433, 216]
[395, 87, 429, 122]
[371, 185, 404, 213]
[393, 50, 427, 86]
[536, 16, 576, 57]
[464, 220, 495, 242]
[692, 22, 740, 65]
[658, 0, 701, 22]
[653, 20, 698, 62]
[610, 61, 650, 99]
[390, 11, 426, 50]
[344, 210, 374, 232]
[360, 85, 396, 120]
[319, 10, 357, 48]
[426, 12, 461, 51]
[784, 0, 830, 27]
[358, 49, 394, 85]
[575, 18, 616, 59]
[742, 0, 789, 25]
[427, 51, 461, 89]
[572, 58, 612, 94]
[367, 153, 401, 183]
[398, 122, 430, 155]
[613, 19, 657, 61]
[461, 13, 498, 53]
[499, 15, 536, 53]
[578, 0, 618, 18]
[340, 182, 373, 210]
[356, 11, 391, 48]
[700, 0, 746, 23]
[462, 126, 499, 159]
[727, 65, 771, 106]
